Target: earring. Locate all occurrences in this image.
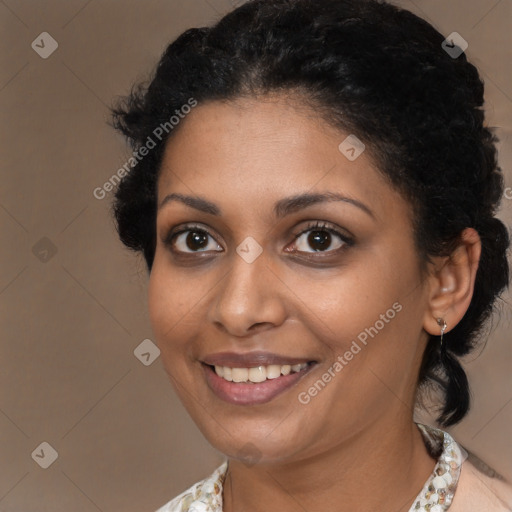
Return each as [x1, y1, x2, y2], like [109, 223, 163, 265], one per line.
[436, 317, 447, 349]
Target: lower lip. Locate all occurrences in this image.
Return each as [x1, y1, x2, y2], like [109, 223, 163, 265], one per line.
[203, 363, 314, 405]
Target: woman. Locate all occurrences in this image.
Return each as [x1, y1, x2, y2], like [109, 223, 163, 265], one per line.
[110, 0, 512, 510]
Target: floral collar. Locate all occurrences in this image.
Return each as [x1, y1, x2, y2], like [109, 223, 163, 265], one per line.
[156, 422, 464, 512]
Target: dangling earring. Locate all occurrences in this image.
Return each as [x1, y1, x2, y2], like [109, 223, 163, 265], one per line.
[436, 317, 447, 349]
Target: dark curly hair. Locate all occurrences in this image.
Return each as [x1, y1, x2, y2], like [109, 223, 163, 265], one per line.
[110, 0, 510, 427]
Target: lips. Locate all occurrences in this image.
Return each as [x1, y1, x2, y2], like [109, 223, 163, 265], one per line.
[202, 351, 313, 368]
[201, 351, 316, 405]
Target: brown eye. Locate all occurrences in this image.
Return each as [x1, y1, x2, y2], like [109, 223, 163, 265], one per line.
[165, 225, 223, 253]
[183, 231, 209, 251]
[314, 230, 334, 251]
[289, 221, 353, 255]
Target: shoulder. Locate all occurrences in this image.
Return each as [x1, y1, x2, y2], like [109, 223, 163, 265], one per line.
[154, 461, 228, 512]
[450, 453, 512, 512]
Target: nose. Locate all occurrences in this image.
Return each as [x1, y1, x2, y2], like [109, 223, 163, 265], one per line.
[207, 249, 287, 338]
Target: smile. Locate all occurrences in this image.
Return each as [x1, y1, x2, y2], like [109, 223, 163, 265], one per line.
[214, 363, 308, 383]
[202, 360, 315, 405]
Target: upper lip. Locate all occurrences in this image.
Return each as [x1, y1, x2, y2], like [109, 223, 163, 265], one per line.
[202, 351, 314, 368]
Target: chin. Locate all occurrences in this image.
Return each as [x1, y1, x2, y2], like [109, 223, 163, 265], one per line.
[195, 417, 311, 465]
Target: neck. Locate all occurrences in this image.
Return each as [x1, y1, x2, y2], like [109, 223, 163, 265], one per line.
[222, 414, 437, 512]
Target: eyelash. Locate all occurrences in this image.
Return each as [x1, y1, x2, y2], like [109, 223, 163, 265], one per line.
[291, 220, 354, 254]
[164, 220, 354, 259]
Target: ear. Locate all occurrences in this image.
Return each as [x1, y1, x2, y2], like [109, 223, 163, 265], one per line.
[423, 228, 482, 336]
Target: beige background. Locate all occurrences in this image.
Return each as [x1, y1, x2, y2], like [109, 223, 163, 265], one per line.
[0, 0, 511, 511]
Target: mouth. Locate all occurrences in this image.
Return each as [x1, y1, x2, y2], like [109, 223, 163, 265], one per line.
[211, 362, 309, 383]
[201, 356, 316, 405]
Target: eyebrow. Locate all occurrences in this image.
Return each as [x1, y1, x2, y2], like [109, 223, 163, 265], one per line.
[158, 191, 374, 219]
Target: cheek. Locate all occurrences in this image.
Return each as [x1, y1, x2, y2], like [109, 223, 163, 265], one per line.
[285, 254, 406, 343]
[291, 245, 423, 382]
[148, 264, 172, 336]
[301, 258, 424, 401]
[147, 261, 194, 353]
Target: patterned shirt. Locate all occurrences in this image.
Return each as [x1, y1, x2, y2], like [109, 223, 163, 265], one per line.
[155, 423, 464, 512]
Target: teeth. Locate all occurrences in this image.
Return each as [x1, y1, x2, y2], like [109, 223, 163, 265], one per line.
[232, 368, 249, 382]
[248, 366, 267, 383]
[214, 363, 308, 383]
[266, 365, 282, 379]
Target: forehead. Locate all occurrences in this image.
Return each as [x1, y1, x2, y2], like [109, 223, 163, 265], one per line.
[156, 95, 403, 223]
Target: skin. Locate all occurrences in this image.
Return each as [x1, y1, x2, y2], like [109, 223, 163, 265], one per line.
[147, 93, 481, 512]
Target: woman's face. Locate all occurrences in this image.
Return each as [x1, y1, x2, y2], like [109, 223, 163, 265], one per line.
[148, 94, 432, 464]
